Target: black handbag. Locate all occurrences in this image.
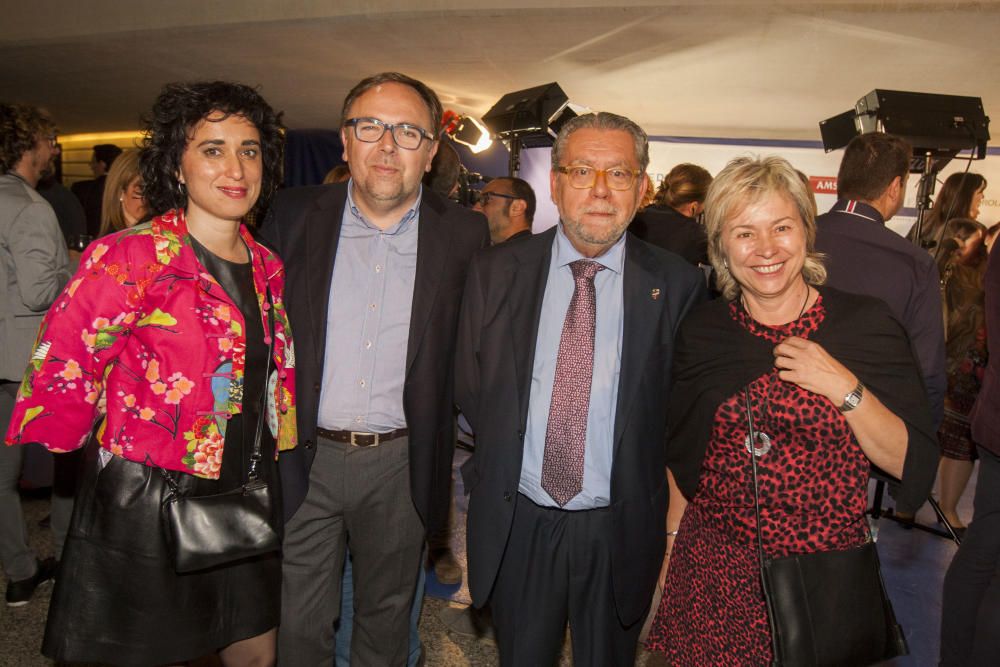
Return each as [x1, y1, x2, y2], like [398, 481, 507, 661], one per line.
[160, 293, 279, 573]
[743, 387, 909, 667]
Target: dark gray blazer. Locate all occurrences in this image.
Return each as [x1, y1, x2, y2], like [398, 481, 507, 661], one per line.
[456, 227, 707, 625]
[259, 182, 489, 531]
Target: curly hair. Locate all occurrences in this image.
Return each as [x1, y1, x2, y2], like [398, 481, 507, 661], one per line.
[140, 81, 285, 217]
[0, 103, 56, 174]
[704, 155, 826, 301]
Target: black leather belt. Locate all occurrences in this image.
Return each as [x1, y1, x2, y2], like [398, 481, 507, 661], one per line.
[316, 427, 409, 448]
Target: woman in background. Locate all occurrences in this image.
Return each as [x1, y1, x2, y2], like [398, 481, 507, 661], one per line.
[941, 225, 1000, 666]
[908, 171, 987, 254]
[629, 162, 712, 266]
[97, 148, 147, 236]
[935, 217, 989, 533]
[6, 81, 296, 666]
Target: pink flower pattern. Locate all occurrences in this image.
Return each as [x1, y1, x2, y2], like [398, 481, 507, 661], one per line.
[4, 210, 297, 479]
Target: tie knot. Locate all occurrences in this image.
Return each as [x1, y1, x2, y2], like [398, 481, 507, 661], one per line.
[570, 259, 604, 281]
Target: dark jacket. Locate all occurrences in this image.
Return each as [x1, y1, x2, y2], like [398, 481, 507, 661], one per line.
[259, 182, 489, 531]
[456, 227, 706, 625]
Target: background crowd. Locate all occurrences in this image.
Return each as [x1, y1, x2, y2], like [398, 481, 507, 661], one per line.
[1, 70, 997, 667]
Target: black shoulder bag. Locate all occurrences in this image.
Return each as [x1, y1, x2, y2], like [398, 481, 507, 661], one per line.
[160, 292, 279, 573]
[743, 386, 909, 667]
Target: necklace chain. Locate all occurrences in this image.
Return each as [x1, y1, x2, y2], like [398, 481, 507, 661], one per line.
[743, 286, 812, 457]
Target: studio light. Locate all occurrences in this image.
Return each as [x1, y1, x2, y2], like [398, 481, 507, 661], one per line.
[442, 110, 493, 154]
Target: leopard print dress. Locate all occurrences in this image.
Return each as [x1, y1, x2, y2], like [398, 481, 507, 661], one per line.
[645, 295, 870, 665]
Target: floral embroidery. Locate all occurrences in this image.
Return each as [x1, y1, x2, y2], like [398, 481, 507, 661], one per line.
[4, 210, 297, 478]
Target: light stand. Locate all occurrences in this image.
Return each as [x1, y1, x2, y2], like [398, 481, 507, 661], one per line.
[909, 151, 938, 246]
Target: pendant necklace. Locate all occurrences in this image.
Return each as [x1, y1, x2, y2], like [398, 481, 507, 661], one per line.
[742, 286, 811, 458]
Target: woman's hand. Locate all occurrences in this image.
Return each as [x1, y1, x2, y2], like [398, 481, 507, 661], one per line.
[658, 548, 672, 592]
[773, 336, 856, 406]
[773, 336, 907, 478]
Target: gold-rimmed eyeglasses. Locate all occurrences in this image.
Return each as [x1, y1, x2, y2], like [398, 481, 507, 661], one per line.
[556, 165, 641, 191]
[344, 117, 435, 150]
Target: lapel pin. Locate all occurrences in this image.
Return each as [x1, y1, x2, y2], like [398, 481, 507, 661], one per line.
[651, 288, 661, 300]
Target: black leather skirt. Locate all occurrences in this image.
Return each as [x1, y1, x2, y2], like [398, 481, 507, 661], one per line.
[42, 429, 281, 665]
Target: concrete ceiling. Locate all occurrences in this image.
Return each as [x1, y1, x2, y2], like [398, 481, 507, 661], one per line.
[2, 1, 997, 141]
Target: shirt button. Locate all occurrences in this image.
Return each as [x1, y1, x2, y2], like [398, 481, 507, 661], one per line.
[375, 264, 382, 273]
[359, 379, 366, 388]
[369, 303, 377, 310]
[355, 416, 363, 423]
[503, 492, 512, 502]
[364, 340, 372, 349]
[313, 382, 321, 393]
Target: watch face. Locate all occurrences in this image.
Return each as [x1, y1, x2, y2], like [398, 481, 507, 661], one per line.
[845, 393, 862, 409]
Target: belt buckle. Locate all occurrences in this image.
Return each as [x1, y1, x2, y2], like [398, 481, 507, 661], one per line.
[350, 431, 378, 447]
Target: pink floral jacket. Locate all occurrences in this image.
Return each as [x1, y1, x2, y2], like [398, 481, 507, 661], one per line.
[4, 210, 297, 478]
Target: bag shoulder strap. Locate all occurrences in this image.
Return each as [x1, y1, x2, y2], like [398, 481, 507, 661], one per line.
[248, 286, 274, 481]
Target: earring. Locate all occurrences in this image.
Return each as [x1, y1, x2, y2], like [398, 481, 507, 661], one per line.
[723, 258, 729, 269]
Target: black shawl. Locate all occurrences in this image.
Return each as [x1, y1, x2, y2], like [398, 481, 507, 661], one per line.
[665, 286, 938, 510]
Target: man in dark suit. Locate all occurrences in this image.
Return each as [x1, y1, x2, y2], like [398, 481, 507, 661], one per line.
[260, 72, 488, 666]
[815, 132, 945, 521]
[472, 176, 535, 244]
[70, 143, 121, 237]
[456, 112, 706, 666]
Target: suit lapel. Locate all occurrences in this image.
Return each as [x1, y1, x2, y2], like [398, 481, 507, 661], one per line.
[305, 185, 347, 370]
[406, 196, 450, 374]
[509, 229, 555, 425]
[613, 237, 664, 450]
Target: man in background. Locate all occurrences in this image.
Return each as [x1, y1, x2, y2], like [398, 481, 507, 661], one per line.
[71, 143, 122, 237]
[473, 176, 535, 244]
[0, 103, 73, 606]
[815, 131, 945, 520]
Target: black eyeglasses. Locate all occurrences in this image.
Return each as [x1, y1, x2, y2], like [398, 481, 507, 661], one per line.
[477, 191, 518, 205]
[344, 117, 435, 150]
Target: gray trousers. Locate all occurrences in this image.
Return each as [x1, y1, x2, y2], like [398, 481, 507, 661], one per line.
[279, 435, 425, 667]
[0, 382, 74, 580]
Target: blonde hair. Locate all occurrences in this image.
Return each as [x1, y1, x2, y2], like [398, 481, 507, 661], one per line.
[704, 155, 826, 301]
[99, 149, 143, 236]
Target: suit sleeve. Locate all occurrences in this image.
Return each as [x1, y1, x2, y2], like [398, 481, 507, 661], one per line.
[257, 197, 283, 253]
[908, 262, 947, 429]
[455, 251, 486, 432]
[8, 200, 71, 311]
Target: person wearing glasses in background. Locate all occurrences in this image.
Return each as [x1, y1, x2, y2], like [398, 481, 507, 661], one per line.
[0, 103, 73, 607]
[260, 72, 488, 666]
[456, 112, 706, 666]
[472, 176, 536, 244]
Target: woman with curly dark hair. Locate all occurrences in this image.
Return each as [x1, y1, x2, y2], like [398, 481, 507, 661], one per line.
[6, 81, 297, 665]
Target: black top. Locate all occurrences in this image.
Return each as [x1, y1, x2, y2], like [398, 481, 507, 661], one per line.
[629, 205, 708, 266]
[189, 236, 269, 485]
[664, 285, 938, 511]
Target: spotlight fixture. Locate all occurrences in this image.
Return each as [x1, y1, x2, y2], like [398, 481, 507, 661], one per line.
[819, 89, 990, 244]
[819, 89, 990, 171]
[442, 110, 493, 154]
[481, 82, 584, 176]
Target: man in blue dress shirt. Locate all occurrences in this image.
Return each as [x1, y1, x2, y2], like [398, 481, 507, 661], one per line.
[456, 112, 706, 666]
[261, 73, 488, 666]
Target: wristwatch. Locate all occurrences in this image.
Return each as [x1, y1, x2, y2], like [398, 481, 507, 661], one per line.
[838, 380, 865, 413]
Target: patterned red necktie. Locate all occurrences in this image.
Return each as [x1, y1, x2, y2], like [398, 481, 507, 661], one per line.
[541, 259, 604, 506]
